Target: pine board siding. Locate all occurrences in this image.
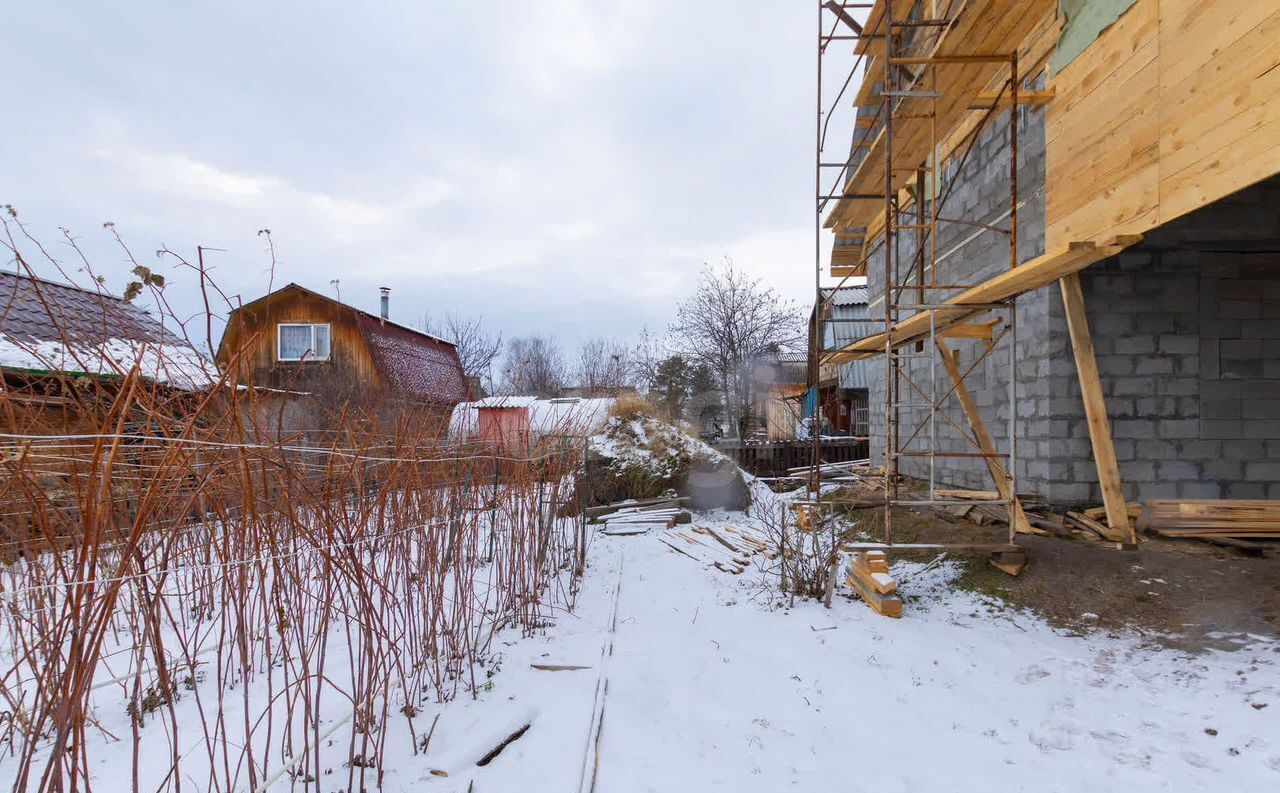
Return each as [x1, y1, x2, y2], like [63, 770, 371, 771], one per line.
[1046, 0, 1280, 246]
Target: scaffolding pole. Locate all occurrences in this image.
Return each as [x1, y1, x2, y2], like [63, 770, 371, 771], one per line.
[814, 0, 1028, 567]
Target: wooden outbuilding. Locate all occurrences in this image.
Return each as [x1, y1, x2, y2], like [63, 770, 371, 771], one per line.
[216, 284, 469, 410]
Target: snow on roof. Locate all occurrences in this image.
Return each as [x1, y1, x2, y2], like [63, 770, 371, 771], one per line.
[450, 396, 615, 439]
[471, 395, 538, 409]
[0, 271, 218, 390]
[353, 313, 467, 404]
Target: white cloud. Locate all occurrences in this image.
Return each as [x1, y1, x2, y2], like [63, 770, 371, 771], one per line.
[503, 0, 656, 96]
[95, 145, 455, 230]
[544, 219, 597, 242]
[1, 1, 822, 353]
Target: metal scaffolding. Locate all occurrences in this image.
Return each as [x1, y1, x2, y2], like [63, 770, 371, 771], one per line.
[812, 0, 1028, 558]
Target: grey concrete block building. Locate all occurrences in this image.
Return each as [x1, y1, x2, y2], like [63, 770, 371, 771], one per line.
[852, 101, 1280, 508]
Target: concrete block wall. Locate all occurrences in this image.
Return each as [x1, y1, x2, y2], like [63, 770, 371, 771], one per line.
[866, 100, 1050, 495]
[1052, 212, 1280, 503]
[862, 96, 1280, 506]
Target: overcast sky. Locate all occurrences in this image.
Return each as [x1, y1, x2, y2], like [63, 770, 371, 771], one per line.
[2, 2, 849, 352]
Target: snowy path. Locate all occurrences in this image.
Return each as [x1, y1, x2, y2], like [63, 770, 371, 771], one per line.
[418, 517, 1280, 793]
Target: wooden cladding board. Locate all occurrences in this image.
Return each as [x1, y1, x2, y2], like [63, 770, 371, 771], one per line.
[1046, 0, 1280, 246]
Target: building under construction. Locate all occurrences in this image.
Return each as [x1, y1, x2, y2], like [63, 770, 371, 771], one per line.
[815, 0, 1278, 545]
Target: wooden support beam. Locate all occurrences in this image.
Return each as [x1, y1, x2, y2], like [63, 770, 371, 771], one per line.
[939, 320, 999, 340]
[822, 0, 864, 35]
[823, 235, 1141, 364]
[1058, 272, 1134, 543]
[970, 89, 1055, 108]
[841, 542, 1022, 553]
[934, 337, 1036, 537]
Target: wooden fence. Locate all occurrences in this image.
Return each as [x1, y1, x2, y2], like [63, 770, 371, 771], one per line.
[715, 437, 869, 477]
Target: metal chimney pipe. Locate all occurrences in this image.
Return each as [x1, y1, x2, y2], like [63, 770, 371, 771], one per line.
[379, 286, 389, 321]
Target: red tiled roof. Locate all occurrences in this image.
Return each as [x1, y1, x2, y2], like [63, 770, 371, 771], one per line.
[353, 313, 468, 404]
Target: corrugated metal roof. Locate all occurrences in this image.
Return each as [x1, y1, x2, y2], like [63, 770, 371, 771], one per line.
[823, 286, 868, 306]
[775, 351, 809, 364]
[450, 396, 613, 438]
[821, 296, 871, 392]
[824, 302, 868, 349]
[471, 395, 538, 409]
[837, 357, 870, 391]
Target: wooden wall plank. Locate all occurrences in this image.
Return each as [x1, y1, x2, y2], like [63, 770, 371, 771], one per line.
[1045, 0, 1280, 247]
[1045, 0, 1160, 245]
[1157, 8, 1280, 220]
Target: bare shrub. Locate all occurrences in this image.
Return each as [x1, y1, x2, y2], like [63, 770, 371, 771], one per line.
[751, 489, 846, 602]
[0, 214, 590, 793]
[607, 392, 658, 422]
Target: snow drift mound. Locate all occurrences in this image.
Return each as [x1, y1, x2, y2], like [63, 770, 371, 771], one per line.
[583, 414, 748, 510]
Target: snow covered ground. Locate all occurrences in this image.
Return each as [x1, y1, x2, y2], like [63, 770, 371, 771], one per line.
[7, 502, 1276, 791]
[403, 508, 1280, 792]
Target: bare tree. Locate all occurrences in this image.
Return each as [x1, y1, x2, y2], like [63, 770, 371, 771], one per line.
[423, 312, 503, 393]
[500, 335, 567, 397]
[575, 337, 630, 395]
[669, 258, 802, 438]
[627, 325, 667, 396]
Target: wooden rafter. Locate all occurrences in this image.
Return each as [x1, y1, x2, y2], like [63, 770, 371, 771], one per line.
[825, 0, 1055, 232]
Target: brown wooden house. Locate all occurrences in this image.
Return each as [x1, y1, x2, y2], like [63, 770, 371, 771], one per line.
[216, 284, 468, 409]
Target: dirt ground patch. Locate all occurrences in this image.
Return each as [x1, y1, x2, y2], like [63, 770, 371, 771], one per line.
[842, 504, 1280, 652]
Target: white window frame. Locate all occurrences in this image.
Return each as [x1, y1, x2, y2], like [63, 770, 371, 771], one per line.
[277, 323, 331, 362]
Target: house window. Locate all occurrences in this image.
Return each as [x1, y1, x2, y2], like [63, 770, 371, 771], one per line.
[277, 323, 331, 362]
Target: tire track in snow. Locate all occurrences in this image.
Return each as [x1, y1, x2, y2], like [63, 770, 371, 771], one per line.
[577, 549, 624, 793]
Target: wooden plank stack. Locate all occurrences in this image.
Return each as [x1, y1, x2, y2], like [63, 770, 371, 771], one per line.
[1137, 499, 1280, 552]
[659, 522, 772, 575]
[845, 551, 902, 618]
[585, 495, 689, 519]
[591, 497, 691, 536]
[782, 458, 873, 483]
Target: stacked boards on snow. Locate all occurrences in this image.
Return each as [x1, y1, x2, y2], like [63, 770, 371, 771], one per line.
[845, 551, 902, 618]
[591, 497, 691, 536]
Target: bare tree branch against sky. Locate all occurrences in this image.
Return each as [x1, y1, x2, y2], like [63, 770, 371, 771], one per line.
[0, 2, 830, 351]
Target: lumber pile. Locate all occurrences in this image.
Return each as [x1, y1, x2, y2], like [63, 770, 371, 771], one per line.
[585, 495, 689, 519]
[1137, 499, 1280, 553]
[782, 458, 873, 482]
[936, 497, 1055, 538]
[658, 521, 773, 575]
[931, 489, 1141, 544]
[845, 551, 901, 618]
[591, 498, 691, 536]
